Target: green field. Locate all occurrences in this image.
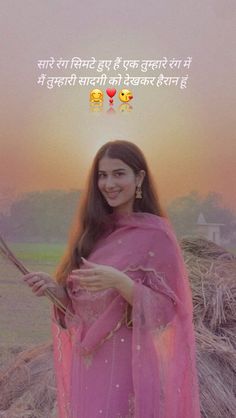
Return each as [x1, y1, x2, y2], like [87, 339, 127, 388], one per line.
[9, 242, 67, 262]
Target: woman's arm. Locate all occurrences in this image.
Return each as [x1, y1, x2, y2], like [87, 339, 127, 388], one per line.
[71, 259, 135, 306]
[115, 274, 135, 306]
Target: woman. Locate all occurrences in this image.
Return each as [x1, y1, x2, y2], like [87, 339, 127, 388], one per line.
[23, 140, 201, 418]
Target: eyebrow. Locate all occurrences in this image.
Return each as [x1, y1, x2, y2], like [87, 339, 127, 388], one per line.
[98, 168, 126, 173]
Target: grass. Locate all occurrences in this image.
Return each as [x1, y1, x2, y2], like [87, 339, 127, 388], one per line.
[9, 242, 67, 262]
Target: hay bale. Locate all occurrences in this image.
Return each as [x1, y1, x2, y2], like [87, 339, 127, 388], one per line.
[180, 238, 236, 418]
[0, 343, 56, 418]
[0, 237, 235, 417]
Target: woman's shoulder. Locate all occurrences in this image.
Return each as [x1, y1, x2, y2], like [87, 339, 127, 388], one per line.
[139, 213, 181, 256]
[107, 211, 174, 236]
[135, 212, 172, 231]
[137, 213, 178, 245]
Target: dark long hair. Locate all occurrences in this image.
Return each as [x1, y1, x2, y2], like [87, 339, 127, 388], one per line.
[54, 140, 167, 284]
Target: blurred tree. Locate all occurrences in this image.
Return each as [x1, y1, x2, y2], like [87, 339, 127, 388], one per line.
[166, 190, 236, 240]
[1, 189, 235, 243]
[0, 189, 81, 242]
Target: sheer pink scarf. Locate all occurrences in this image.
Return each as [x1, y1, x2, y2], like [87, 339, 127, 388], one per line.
[52, 212, 201, 418]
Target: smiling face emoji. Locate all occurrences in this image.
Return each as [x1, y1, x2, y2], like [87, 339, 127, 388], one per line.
[90, 89, 103, 103]
[118, 89, 133, 103]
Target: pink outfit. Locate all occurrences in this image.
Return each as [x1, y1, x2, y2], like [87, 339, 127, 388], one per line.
[51, 212, 201, 418]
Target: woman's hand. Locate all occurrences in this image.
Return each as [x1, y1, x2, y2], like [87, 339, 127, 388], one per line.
[22, 271, 67, 301]
[70, 257, 129, 292]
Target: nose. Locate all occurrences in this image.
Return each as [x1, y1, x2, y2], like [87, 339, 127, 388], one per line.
[104, 176, 116, 189]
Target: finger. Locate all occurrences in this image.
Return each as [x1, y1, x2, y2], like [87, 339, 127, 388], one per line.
[81, 258, 99, 267]
[35, 283, 48, 296]
[70, 271, 95, 280]
[23, 273, 42, 283]
[71, 271, 96, 279]
[46, 282, 57, 290]
[81, 286, 101, 292]
[23, 272, 42, 279]
[79, 276, 100, 284]
[32, 280, 45, 292]
[70, 267, 95, 276]
[25, 276, 41, 286]
[77, 270, 97, 276]
[23, 273, 37, 282]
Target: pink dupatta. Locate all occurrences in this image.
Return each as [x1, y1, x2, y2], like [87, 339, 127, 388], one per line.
[51, 212, 201, 418]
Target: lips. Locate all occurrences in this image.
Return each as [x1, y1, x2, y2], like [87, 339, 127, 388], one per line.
[106, 191, 120, 199]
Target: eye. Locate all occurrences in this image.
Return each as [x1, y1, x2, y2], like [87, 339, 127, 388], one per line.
[98, 173, 106, 178]
[115, 172, 124, 177]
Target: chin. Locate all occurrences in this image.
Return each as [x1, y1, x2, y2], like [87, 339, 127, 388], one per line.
[107, 201, 121, 208]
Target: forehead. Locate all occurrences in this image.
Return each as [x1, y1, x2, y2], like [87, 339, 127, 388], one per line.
[98, 157, 131, 171]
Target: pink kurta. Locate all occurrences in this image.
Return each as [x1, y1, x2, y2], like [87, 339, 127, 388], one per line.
[51, 212, 201, 418]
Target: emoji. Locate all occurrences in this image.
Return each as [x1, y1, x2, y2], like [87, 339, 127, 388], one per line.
[118, 89, 133, 103]
[90, 89, 103, 103]
[106, 88, 117, 104]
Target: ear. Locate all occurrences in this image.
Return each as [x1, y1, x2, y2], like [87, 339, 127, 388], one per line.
[135, 170, 146, 186]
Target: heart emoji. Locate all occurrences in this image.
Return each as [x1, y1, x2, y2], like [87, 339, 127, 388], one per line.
[106, 88, 116, 98]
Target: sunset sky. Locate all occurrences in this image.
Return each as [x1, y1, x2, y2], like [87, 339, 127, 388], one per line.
[1, 1, 235, 212]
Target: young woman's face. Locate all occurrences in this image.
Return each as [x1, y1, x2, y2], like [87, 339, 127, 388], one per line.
[98, 156, 144, 215]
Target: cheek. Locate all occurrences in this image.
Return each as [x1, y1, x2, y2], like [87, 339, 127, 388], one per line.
[122, 180, 136, 193]
[97, 180, 104, 192]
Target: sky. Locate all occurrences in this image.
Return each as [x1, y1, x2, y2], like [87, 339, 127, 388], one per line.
[1, 0, 235, 213]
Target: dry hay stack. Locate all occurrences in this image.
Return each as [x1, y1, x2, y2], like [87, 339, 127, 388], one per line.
[0, 237, 235, 418]
[180, 237, 236, 418]
[0, 342, 56, 418]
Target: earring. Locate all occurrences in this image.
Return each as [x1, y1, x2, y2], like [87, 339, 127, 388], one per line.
[136, 185, 142, 199]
